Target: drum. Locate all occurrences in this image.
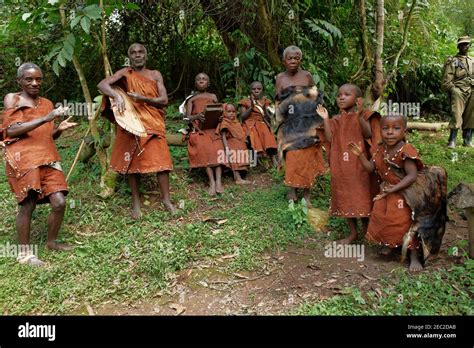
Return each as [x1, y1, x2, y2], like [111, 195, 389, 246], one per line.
[110, 86, 147, 137]
[200, 103, 223, 130]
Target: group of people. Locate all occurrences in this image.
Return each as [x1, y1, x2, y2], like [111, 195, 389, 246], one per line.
[1, 40, 456, 271]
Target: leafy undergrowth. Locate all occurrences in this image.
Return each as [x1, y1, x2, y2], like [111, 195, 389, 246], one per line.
[0, 127, 472, 314]
[294, 263, 474, 315]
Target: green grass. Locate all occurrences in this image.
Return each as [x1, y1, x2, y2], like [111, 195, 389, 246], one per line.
[294, 129, 474, 315]
[294, 263, 474, 315]
[0, 126, 472, 314]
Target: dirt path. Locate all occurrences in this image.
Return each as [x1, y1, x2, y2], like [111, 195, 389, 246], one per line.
[90, 209, 467, 315]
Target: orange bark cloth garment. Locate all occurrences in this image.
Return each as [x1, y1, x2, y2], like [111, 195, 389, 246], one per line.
[216, 115, 249, 171]
[238, 97, 277, 153]
[101, 68, 173, 174]
[284, 128, 326, 189]
[1, 95, 68, 204]
[187, 96, 225, 168]
[366, 143, 424, 249]
[328, 111, 373, 217]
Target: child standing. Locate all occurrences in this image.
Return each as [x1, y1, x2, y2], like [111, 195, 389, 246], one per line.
[239, 81, 278, 167]
[317, 84, 374, 244]
[217, 103, 250, 184]
[348, 114, 425, 271]
[185, 73, 225, 196]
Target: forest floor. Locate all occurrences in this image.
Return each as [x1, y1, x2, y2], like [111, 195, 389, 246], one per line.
[0, 125, 473, 315]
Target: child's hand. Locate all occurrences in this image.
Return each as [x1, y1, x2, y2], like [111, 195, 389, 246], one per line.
[316, 105, 329, 120]
[373, 192, 388, 201]
[348, 142, 363, 157]
[356, 97, 365, 116]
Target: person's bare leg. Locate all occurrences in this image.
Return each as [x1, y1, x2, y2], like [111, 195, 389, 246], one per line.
[46, 192, 71, 251]
[129, 173, 142, 219]
[16, 194, 45, 265]
[409, 249, 423, 272]
[206, 167, 216, 196]
[302, 189, 312, 207]
[287, 187, 297, 201]
[157, 171, 176, 213]
[235, 171, 250, 184]
[361, 217, 369, 234]
[338, 218, 358, 244]
[271, 154, 279, 168]
[17, 194, 37, 246]
[215, 166, 224, 193]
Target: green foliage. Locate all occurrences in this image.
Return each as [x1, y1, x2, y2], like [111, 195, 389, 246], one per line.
[294, 264, 474, 315]
[287, 198, 308, 229]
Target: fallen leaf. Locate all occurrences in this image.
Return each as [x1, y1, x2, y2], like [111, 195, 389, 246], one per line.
[221, 253, 238, 259]
[313, 282, 324, 287]
[85, 303, 95, 316]
[169, 303, 186, 315]
[143, 200, 150, 206]
[198, 281, 208, 287]
[359, 273, 378, 281]
[217, 219, 228, 225]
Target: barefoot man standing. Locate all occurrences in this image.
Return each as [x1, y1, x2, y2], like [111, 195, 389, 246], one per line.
[98, 43, 176, 219]
[1, 63, 77, 266]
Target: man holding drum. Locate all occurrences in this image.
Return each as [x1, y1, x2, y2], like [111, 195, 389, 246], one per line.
[98, 43, 176, 219]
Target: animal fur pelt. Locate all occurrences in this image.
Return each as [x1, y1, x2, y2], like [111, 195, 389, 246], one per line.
[275, 86, 324, 160]
[391, 165, 448, 262]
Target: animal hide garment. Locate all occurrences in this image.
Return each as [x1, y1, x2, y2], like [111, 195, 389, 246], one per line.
[275, 86, 324, 160]
[395, 165, 448, 261]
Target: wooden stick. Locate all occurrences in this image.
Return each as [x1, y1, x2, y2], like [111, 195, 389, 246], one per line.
[407, 122, 448, 131]
[66, 126, 90, 182]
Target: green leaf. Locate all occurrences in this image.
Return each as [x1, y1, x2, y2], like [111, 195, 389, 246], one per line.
[80, 16, 91, 34]
[66, 33, 76, 47]
[70, 15, 82, 29]
[52, 59, 60, 76]
[125, 3, 140, 10]
[57, 52, 66, 67]
[46, 46, 61, 61]
[83, 5, 101, 20]
[61, 46, 72, 61]
[75, 247, 87, 257]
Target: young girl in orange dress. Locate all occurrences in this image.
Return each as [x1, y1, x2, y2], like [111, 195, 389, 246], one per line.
[317, 84, 375, 244]
[216, 103, 250, 184]
[348, 114, 425, 271]
[185, 73, 225, 196]
[239, 81, 278, 166]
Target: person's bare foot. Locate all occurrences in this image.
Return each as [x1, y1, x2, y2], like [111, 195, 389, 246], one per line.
[409, 249, 423, 272]
[380, 246, 393, 256]
[131, 205, 142, 220]
[287, 189, 297, 201]
[302, 194, 312, 208]
[215, 181, 224, 194]
[46, 241, 73, 251]
[235, 178, 251, 185]
[208, 182, 216, 196]
[337, 233, 357, 245]
[162, 199, 177, 214]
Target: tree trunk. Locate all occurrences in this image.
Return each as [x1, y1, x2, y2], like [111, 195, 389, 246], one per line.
[386, 0, 417, 83]
[372, 0, 385, 108]
[255, 0, 280, 70]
